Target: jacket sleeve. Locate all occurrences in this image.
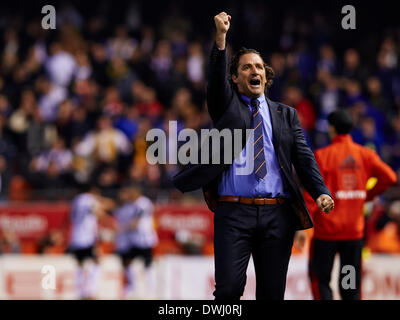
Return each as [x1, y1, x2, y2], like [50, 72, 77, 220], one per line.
[303, 189, 320, 219]
[206, 43, 234, 123]
[303, 150, 326, 218]
[290, 108, 332, 201]
[365, 149, 397, 201]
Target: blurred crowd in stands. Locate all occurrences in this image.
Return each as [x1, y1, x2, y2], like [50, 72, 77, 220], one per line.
[0, 1, 400, 253]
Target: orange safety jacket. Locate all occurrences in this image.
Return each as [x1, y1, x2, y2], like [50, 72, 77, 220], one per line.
[304, 134, 397, 240]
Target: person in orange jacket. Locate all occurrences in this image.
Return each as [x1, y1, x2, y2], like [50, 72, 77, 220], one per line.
[303, 109, 397, 300]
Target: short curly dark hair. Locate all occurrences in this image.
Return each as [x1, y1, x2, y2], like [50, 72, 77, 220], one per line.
[229, 47, 274, 91]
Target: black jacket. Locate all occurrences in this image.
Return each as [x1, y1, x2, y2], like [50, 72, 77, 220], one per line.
[173, 44, 331, 230]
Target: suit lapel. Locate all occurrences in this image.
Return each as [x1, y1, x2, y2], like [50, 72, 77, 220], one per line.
[266, 97, 282, 146]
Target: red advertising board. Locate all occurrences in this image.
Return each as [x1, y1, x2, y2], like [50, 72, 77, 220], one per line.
[0, 202, 71, 241]
[0, 202, 214, 243]
[154, 204, 214, 241]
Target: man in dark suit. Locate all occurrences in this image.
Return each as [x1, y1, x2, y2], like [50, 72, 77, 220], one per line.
[173, 12, 334, 300]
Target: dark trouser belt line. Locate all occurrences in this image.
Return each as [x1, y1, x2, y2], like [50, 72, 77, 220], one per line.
[218, 196, 286, 205]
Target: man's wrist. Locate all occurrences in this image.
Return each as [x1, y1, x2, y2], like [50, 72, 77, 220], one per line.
[215, 33, 226, 50]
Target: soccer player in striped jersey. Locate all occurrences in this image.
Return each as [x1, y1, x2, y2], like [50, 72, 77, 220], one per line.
[68, 185, 114, 299]
[113, 183, 158, 299]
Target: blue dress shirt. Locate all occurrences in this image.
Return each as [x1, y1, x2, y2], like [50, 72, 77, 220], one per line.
[218, 94, 291, 198]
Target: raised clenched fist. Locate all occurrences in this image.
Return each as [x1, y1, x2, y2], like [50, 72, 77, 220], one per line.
[214, 12, 231, 34]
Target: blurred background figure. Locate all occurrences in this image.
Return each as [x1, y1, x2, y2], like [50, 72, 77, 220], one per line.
[303, 110, 397, 300]
[366, 169, 400, 253]
[38, 229, 66, 254]
[0, 228, 20, 254]
[66, 185, 114, 299]
[74, 114, 132, 167]
[113, 183, 158, 299]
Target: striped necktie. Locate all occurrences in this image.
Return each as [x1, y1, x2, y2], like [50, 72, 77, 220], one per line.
[251, 98, 267, 180]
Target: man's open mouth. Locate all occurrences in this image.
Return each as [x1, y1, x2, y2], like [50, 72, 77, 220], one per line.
[249, 79, 261, 86]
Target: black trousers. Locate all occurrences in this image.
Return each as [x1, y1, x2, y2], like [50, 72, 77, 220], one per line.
[308, 238, 363, 300]
[67, 246, 98, 265]
[118, 247, 153, 268]
[213, 201, 296, 300]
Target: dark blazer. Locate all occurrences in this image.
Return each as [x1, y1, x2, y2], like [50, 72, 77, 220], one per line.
[173, 44, 331, 230]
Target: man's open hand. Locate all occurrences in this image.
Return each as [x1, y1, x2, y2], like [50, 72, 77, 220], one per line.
[214, 12, 231, 34]
[316, 194, 334, 213]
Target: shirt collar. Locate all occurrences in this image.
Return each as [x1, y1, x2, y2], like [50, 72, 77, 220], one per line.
[332, 134, 353, 144]
[240, 94, 266, 109]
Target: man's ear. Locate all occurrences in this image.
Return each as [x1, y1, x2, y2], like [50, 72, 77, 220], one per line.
[328, 124, 337, 139]
[232, 74, 238, 84]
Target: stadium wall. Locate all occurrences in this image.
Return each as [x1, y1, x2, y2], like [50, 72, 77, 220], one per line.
[0, 254, 400, 299]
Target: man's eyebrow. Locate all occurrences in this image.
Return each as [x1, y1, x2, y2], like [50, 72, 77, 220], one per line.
[241, 62, 264, 68]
